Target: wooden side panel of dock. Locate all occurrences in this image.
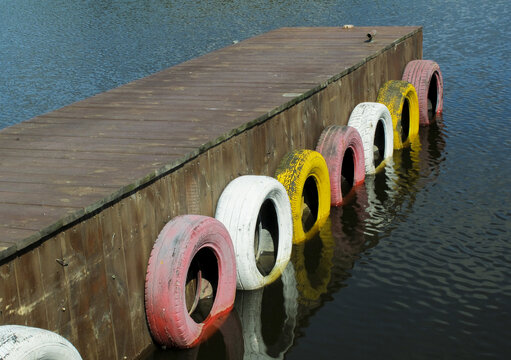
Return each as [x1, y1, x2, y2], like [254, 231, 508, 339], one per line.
[0, 27, 422, 359]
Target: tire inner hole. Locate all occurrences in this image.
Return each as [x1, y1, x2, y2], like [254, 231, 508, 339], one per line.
[373, 119, 386, 168]
[254, 199, 279, 276]
[427, 73, 439, 121]
[341, 147, 355, 198]
[301, 176, 319, 233]
[401, 98, 410, 143]
[185, 247, 218, 323]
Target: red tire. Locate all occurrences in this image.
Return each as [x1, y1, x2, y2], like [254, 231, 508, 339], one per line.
[145, 215, 236, 348]
[316, 125, 365, 206]
[402, 60, 444, 126]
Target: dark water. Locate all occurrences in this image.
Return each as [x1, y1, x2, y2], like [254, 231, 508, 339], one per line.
[2, 1, 510, 359]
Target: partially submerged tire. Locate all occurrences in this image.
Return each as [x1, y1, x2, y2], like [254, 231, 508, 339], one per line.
[145, 215, 236, 348]
[316, 125, 365, 206]
[275, 150, 331, 244]
[0, 325, 82, 360]
[215, 175, 293, 290]
[402, 60, 444, 125]
[347, 102, 394, 174]
[377, 80, 419, 149]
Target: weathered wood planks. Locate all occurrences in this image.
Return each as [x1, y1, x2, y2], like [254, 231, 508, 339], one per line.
[0, 26, 422, 359]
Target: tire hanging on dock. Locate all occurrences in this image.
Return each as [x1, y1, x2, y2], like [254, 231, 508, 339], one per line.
[215, 175, 293, 290]
[316, 125, 366, 206]
[144, 215, 236, 348]
[376, 80, 419, 149]
[275, 150, 330, 244]
[347, 102, 394, 174]
[402, 60, 444, 126]
[0, 325, 82, 360]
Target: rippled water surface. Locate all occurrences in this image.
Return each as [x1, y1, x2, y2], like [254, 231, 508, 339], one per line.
[1, 0, 510, 359]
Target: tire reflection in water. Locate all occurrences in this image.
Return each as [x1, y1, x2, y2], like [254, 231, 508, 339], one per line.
[331, 117, 448, 263]
[143, 121, 447, 360]
[291, 220, 335, 309]
[235, 263, 298, 359]
[144, 311, 244, 360]
[417, 118, 447, 183]
[363, 119, 446, 236]
[287, 119, 448, 353]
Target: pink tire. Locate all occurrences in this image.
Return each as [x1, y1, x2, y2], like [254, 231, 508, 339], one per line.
[402, 60, 444, 126]
[316, 125, 365, 206]
[145, 215, 236, 348]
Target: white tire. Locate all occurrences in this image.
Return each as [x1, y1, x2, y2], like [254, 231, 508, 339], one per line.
[0, 325, 82, 360]
[348, 102, 394, 174]
[215, 175, 293, 290]
[235, 262, 298, 359]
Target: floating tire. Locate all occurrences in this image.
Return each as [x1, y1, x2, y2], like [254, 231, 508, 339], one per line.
[315, 125, 365, 206]
[291, 218, 334, 306]
[145, 215, 236, 348]
[0, 325, 82, 360]
[377, 80, 419, 149]
[235, 263, 298, 359]
[215, 175, 293, 290]
[347, 102, 394, 174]
[275, 150, 331, 244]
[402, 60, 444, 126]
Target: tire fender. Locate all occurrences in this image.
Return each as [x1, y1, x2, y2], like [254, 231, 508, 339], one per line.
[0, 325, 82, 360]
[402, 60, 444, 125]
[377, 80, 420, 149]
[347, 102, 394, 174]
[215, 175, 293, 290]
[275, 150, 331, 244]
[316, 125, 366, 205]
[144, 215, 236, 348]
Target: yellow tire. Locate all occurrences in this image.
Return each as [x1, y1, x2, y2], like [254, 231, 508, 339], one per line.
[291, 217, 334, 306]
[275, 150, 331, 244]
[377, 80, 419, 149]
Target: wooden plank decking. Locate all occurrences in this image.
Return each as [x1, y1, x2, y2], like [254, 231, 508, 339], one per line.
[0, 26, 423, 359]
[0, 26, 421, 261]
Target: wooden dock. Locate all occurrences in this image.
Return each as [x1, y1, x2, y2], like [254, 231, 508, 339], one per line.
[0, 26, 422, 359]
